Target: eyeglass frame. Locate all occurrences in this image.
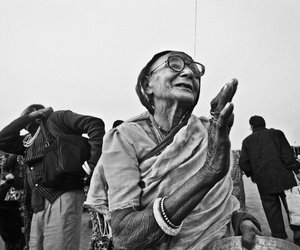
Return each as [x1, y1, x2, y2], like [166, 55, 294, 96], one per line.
[148, 55, 205, 78]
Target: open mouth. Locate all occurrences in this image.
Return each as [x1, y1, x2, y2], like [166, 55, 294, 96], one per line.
[175, 83, 193, 91]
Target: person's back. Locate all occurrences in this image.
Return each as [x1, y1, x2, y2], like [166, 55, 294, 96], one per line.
[241, 127, 297, 193]
[239, 115, 300, 244]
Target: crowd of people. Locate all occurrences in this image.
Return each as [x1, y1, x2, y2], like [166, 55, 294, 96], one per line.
[0, 50, 299, 250]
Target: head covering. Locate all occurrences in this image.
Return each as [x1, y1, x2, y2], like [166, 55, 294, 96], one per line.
[135, 50, 201, 116]
[249, 115, 266, 129]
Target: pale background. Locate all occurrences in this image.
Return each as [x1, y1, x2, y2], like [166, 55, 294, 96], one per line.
[0, 0, 299, 150]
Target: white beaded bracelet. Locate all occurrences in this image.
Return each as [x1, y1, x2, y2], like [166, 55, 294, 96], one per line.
[160, 197, 181, 229]
[153, 198, 182, 236]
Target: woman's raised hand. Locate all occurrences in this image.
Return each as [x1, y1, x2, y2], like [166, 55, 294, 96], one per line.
[205, 79, 238, 179]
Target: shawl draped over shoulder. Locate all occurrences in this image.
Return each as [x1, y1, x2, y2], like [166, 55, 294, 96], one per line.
[85, 113, 239, 249]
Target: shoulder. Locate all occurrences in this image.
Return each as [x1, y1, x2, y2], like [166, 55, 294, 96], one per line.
[269, 128, 284, 136]
[47, 110, 68, 121]
[107, 112, 151, 135]
[110, 115, 150, 138]
[104, 112, 153, 146]
[269, 128, 282, 133]
[48, 110, 104, 124]
[242, 133, 253, 144]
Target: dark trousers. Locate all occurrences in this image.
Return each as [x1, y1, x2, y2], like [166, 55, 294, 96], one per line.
[259, 191, 300, 239]
[0, 201, 24, 250]
[0, 183, 24, 250]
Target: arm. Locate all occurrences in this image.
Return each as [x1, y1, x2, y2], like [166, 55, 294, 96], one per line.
[0, 116, 30, 155]
[276, 130, 300, 171]
[0, 106, 53, 155]
[57, 110, 105, 170]
[239, 141, 252, 177]
[110, 80, 240, 249]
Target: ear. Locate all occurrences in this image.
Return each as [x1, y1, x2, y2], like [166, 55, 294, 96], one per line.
[145, 84, 153, 95]
[142, 76, 153, 95]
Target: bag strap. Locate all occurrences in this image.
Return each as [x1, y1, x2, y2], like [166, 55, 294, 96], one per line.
[39, 122, 50, 147]
[46, 120, 65, 137]
[40, 119, 67, 146]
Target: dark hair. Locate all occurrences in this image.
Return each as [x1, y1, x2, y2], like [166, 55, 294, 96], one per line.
[249, 115, 266, 128]
[21, 104, 45, 117]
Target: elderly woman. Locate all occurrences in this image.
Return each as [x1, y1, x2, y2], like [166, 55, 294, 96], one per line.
[86, 50, 262, 249]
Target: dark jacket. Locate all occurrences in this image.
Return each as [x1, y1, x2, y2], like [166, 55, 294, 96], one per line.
[0, 110, 105, 212]
[239, 127, 300, 193]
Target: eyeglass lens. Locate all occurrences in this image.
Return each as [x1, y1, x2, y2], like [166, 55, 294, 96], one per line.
[168, 57, 203, 77]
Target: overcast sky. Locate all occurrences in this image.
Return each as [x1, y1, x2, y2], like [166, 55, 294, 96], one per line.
[0, 0, 299, 149]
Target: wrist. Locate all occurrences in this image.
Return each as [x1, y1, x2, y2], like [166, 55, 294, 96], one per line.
[232, 211, 261, 235]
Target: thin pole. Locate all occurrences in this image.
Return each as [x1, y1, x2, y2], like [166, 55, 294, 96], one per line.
[194, 0, 198, 59]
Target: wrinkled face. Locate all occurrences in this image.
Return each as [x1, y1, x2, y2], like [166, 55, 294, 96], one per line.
[145, 52, 201, 109]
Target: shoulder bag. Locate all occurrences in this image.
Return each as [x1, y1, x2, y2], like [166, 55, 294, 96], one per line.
[40, 122, 90, 190]
[285, 172, 300, 226]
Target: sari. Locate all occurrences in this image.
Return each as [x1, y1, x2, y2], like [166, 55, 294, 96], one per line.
[85, 112, 240, 249]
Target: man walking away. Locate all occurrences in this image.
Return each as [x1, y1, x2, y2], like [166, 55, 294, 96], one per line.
[239, 115, 300, 246]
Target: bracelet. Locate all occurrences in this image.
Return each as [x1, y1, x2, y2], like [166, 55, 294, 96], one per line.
[160, 197, 181, 228]
[153, 198, 182, 236]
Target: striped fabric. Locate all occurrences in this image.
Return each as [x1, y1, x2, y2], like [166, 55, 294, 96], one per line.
[23, 129, 65, 213]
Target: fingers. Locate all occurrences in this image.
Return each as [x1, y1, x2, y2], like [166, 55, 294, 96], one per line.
[240, 220, 263, 250]
[253, 227, 264, 236]
[227, 78, 238, 102]
[29, 107, 53, 121]
[218, 102, 234, 131]
[241, 230, 256, 250]
[210, 78, 238, 116]
[42, 107, 54, 118]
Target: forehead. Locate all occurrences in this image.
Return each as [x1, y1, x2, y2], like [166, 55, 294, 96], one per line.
[150, 52, 193, 71]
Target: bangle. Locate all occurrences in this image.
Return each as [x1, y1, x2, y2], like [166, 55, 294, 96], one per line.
[160, 197, 181, 228]
[153, 198, 182, 236]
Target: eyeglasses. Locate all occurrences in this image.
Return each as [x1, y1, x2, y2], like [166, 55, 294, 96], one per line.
[149, 56, 205, 78]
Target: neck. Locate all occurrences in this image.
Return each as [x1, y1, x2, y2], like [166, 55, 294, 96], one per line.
[153, 103, 188, 132]
[252, 127, 266, 132]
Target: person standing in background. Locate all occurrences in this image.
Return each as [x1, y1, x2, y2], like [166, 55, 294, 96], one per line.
[0, 153, 25, 250]
[239, 115, 300, 246]
[0, 105, 105, 250]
